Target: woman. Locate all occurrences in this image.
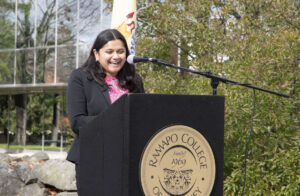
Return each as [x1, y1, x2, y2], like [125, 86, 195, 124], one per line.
[66, 29, 144, 191]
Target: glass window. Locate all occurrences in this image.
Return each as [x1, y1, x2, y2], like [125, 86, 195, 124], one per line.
[16, 49, 34, 84]
[36, 48, 55, 83]
[57, 46, 76, 83]
[0, 0, 109, 86]
[0, 51, 14, 84]
[36, 0, 56, 47]
[0, 1, 15, 50]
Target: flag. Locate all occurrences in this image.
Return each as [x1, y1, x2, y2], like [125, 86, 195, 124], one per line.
[111, 0, 137, 55]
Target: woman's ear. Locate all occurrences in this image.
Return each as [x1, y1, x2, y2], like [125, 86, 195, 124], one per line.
[93, 49, 99, 61]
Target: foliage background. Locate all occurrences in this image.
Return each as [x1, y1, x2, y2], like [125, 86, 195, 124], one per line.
[0, 0, 299, 195]
[133, 0, 299, 195]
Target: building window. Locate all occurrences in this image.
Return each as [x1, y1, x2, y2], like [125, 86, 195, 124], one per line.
[0, 0, 109, 86]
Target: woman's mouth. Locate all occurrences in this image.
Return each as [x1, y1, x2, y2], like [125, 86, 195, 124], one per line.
[109, 61, 121, 66]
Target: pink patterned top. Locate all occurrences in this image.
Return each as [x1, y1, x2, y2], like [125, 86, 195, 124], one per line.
[105, 75, 129, 104]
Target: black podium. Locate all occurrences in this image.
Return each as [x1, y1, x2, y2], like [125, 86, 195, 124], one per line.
[80, 94, 224, 196]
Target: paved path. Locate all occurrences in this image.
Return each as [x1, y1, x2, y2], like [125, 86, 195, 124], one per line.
[0, 148, 67, 160]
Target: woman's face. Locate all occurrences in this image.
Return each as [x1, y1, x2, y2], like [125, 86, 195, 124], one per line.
[94, 39, 126, 76]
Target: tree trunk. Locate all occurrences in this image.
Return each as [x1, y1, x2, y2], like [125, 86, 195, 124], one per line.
[51, 94, 60, 147]
[14, 94, 27, 146]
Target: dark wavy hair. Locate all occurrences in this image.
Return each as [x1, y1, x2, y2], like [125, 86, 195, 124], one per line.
[82, 29, 139, 92]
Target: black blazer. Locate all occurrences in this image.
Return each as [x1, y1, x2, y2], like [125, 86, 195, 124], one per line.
[66, 68, 144, 162]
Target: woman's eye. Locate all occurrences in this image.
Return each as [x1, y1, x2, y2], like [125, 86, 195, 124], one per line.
[105, 50, 125, 54]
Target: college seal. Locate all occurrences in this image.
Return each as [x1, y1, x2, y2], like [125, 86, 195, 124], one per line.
[140, 125, 216, 196]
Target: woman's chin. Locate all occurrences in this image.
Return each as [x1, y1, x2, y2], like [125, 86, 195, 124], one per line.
[106, 70, 120, 76]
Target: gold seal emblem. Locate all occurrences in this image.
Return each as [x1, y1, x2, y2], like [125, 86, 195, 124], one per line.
[140, 125, 216, 196]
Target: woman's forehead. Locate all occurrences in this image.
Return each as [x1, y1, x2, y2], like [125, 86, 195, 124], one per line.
[101, 39, 125, 49]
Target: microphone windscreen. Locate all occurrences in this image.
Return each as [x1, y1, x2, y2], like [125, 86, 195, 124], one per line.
[127, 55, 135, 64]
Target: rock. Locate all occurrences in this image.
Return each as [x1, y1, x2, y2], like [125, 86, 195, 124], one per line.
[0, 152, 77, 194]
[0, 175, 24, 196]
[0, 159, 17, 179]
[22, 155, 31, 161]
[10, 156, 23, 162]
[14, 161, 35, 183]
[0, 156, 24, 196]
[32, 159, 76, 191]
[0, 158, 11, 171]
[0, 153, 11, 163]
[19, 183, 45, 196]
[29, 152, 50, 162]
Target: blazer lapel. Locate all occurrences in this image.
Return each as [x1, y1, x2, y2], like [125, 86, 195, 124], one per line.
[102, 89, 111, 105]
[95, 83, 111, 105]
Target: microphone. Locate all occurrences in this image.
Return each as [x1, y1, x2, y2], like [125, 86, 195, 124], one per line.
[127, 55, 157, 64]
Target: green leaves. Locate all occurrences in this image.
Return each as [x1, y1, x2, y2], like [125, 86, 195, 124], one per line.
[136, 0, 299, 194]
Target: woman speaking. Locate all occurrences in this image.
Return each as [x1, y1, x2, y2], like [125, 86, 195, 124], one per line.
[66, 29, 144, 193]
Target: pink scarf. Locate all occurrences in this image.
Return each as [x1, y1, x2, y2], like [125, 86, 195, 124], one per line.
[105, 76, 129, 103]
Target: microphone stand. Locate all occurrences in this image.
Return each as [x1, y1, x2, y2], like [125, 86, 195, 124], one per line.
[150, 59, 290, 98]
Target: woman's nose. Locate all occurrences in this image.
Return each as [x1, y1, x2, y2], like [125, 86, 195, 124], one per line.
[112, 52, 120, 58]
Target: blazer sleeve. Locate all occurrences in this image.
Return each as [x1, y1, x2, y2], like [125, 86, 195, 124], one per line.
[67, 69, 97, 135]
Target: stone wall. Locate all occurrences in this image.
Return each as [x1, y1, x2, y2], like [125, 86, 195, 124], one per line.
[0, 152, 77, 196]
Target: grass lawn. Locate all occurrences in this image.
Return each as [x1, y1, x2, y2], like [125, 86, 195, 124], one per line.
[0, 144, 69, 151]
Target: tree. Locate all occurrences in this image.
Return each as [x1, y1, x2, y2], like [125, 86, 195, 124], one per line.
[134, 0, 299, 194]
